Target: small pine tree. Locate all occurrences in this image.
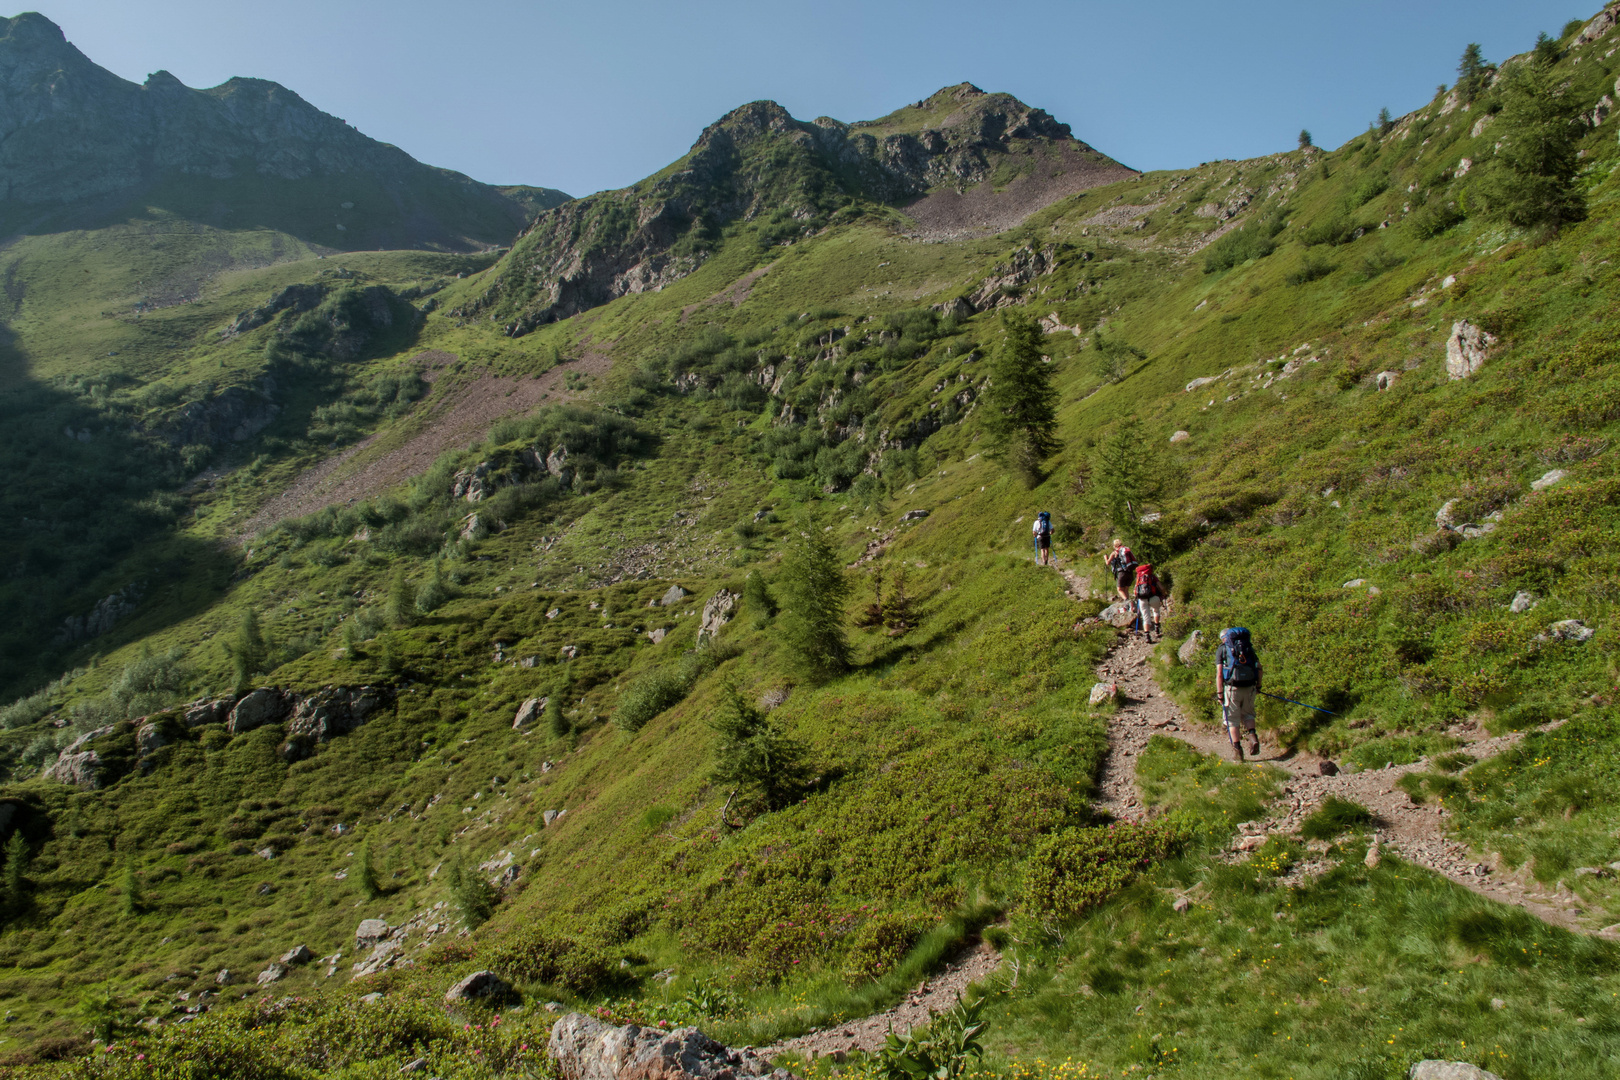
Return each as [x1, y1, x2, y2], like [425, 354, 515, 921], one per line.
[222, 610, 267, 694]
[879, 567, 915, 633]
[1377, 107, 1394, 134]
[120, 863, 140, 917]
[1533, 31, 1561, 66]
[981, 310, 1061, 489]
[4, 831, 29, 909]
[356, 840, 382, 900]
[385, 570, 415, 628]
[446, 855, 497, 929]
[1456, 43, 1491, 102]
[1086, 418, 1171, 555]
[708, 681, 807, 810]
[547, 693, 569, 739]
[1472, 58, 1586, 232]
[775, 524, 853, 682]
[414, 559, 451, 615]
[743, 570, 777, 629]
[1089, 330, 1145, 387]
[1298, 129, 1313, 150]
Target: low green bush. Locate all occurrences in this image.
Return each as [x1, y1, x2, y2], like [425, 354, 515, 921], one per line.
[1021, 820, 1190, 919]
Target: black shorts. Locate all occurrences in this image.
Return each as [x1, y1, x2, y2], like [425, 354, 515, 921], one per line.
[1117, 571, 1133, 591]
[1037, 536, 1050, 549]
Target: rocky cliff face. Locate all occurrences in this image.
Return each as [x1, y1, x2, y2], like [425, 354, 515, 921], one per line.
[0, 13, 561, 250]
[457, 84, 1131, 335]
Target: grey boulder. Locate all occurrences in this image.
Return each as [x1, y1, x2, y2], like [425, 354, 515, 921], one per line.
[1408, 1062, 1503, 1080]
[697, 590, 739, 644]
[445, 970, 513, 1004]
[548, 1012, 783, 1080]
[228, 689, 289, 734]
[355, 919, 391, 949]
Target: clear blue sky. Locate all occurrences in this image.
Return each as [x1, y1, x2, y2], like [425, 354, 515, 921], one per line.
[34, 0, 1580, 196]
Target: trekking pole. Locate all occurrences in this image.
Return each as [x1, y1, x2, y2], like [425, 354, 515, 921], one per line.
[1258, 690, 1339, 716]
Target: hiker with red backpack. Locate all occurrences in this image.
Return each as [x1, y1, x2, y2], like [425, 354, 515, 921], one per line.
[1133, 564, 1167, 641]
[1214, 626, 1263, 761]
[1104, 539, 1136, 604]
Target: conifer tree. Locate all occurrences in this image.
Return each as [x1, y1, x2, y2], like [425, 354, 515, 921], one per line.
[708, 681, 806, 810]
[4, 831, 29, 909]
[982, 310, 1061, 488]
[1086, 418, 1171, 556]
[1473, 58, 1585, 232]
[776, 524, 852, 681]
[1456, 43, 1491, 102]
[1377, 107, 1394, 134]
[222, 609, 267, 694]
[385, 569, 415, 628]
[1298, 129, 1313, 150]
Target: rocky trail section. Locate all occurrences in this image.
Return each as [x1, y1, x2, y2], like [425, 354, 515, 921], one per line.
[1072, 586, 1602, 935]
[756, 941, 1002, 1060]
[238, 346, 611, 537]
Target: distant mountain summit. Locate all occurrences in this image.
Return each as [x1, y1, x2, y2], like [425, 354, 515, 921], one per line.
[458, 83, 1133, 335]
[0, 12, 567, 249]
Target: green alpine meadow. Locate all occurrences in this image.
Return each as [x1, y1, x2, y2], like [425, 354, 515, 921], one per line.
[1, 6, 1619, 1078]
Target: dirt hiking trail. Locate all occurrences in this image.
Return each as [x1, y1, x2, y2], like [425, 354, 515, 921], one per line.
[756, 942, 1002, 1060]
[1064, 571, 1602, 937]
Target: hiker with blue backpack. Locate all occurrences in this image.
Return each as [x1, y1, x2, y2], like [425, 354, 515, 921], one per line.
[1032, 511, 1054, 566]
[1215, 626, 1263, 761]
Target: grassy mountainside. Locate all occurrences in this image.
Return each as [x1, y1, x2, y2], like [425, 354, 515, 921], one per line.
[1, 10, 1620, 1080]
[0, 13, 562, 250]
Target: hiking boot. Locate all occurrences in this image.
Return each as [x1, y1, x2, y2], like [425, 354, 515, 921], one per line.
[1248, 736, 1261, 756]
[1231, 741, 1245, 762]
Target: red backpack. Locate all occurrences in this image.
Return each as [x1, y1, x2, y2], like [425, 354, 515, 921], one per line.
[1134, 564, 1161, 598]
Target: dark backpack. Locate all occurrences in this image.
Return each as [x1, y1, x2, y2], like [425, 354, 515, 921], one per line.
[1110, 547, 1135, 575]
[1220, 627, 1259, 687]
[1036, 512, 1052, 538]
[1134, 564, 1160, 598]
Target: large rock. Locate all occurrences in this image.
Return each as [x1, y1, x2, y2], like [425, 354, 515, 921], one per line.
[352, 940, 403, 979]
[660, 586, 688, 607]
[228, 689, 289, 734]
[44, 750, 101, 789]
[134, 720, 170, 756]
[445, 970, 513, 1004]
[281, 945, 315, 965]
[1408, 1062, 1503, 1080]
[1530, 469, 1567, 491]
[1088, 682, 1119, 707]
[281, 687, 385, 760]
[1099, 601, 1134, 627]
[183, 698, 234, 727]
[1445, 320, 1497, 380]
[899, 509, 930, 522]
[513, 697, 546, 729]
[697, 590, 739, 644]
[1542, 620, 1596, 643]
[1177, 630, 1204, 665]
[548, 1012, 786, 1080]
[355, 919, 391, 950]
[256, 963, 286, 986]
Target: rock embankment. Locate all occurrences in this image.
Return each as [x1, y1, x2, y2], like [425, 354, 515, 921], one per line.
[550, 1013, 795, 1080]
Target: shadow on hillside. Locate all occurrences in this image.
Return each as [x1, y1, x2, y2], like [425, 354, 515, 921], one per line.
[0, 325, 235, 701]
[0, 169, 525, 255]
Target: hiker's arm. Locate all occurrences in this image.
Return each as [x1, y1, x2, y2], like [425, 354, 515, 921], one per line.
[1213, 663, 1223, 698]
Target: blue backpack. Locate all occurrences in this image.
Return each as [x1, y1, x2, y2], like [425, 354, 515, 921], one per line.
[1220, 627, 1259, 687]
[1035, 511, 1052, 538]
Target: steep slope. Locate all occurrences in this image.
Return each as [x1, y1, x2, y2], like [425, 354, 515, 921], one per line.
[3, 9, 1620, 1079]
[0, 13, 565, 250]
[454, 83, 1133, 334]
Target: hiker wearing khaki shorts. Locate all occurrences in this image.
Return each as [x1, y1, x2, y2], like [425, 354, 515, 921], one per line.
[1214, 626, 1263, 762]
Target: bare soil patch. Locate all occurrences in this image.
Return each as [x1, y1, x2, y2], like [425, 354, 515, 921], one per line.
[899, 145, 1137, 241]
[239, 346, 611, 537]
[680, 262, 776, 323]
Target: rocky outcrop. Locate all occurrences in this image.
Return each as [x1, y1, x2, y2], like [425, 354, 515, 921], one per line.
[55, 586, 142, 645]
[221, 284, 327, 339]
[0, 14, 544, 249]
[548, 1013, 792, 1080]
[354, 919, 391, 950]
[44, 750, 101, 789]
[697, 590, 739, 644]
[228, 689, 291, 734]
[153, 386, 280, 448]
[280, 686, 386, 760]
[1445, 320, 1497, 379]
[966, 245, 1058, 311]
[1407, 1062, 1503, 1080]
